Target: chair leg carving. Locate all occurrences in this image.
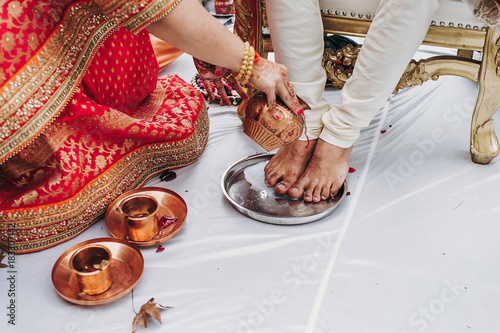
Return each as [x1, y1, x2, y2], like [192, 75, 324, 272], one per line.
[394, 59, 436, 93]
[322, 44, 481, 94]
[322, 44, 361, 89]
[394, 56, 480, 93]
[470, 28, 500, 164]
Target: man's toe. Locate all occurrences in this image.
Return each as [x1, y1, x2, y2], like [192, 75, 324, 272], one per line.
[288, 185, 304, 198]
[265, 170, 283, 187]
[275, 181, 291, 194]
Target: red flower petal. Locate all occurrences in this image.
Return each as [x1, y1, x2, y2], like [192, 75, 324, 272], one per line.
[346, 192, 351, 196]
[348, 167, 356, 173]
[156, 245, 165, 253]
[380, 129, 387, 134]
[158, 215, 178, 228]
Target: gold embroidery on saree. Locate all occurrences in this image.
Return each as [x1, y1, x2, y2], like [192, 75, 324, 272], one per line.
[134, 82, 166, 121]
[93, 0, 180, 32]
[0, 2, 119, 164]
[0, 107, 209, 253]
[123, 0, 182, 32]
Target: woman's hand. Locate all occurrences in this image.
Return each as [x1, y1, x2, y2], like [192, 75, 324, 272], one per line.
[193, 58, 248, 106]
[248, 57, 303, 117]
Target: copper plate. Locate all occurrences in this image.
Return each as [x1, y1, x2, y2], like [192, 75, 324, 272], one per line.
[51, 238, 144, 305]
[222, 153, 347, 225]
[105, 187, 187, 246]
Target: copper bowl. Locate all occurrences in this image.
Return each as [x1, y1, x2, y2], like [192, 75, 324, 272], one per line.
[105, 187, 187, 246]
[117, 194, 160, 242]
[243, 92, 304, 151]
[70, 244, 112, 295]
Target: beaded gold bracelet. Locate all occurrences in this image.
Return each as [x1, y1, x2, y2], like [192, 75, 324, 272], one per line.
[235, 41, 255, 86]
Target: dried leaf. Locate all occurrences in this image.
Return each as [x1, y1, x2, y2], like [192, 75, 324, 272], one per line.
[0, 251, 8, 268]
[132, 298, 173, 332]
[132, 311, 148, 331]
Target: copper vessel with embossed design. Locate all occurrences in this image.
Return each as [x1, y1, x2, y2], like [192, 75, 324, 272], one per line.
[243, 92, 304, 151]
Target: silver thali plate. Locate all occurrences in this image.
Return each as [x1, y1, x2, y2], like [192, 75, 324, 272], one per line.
[221, 153, 347, 225]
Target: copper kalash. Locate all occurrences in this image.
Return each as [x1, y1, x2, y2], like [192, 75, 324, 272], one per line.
[242, 92, 306, 151]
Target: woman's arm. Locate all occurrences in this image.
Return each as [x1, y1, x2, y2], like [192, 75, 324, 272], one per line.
[146, 0, 244, 72]
[146, 0, 302, 114]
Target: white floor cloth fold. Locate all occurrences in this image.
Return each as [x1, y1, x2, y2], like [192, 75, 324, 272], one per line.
[2, 46, 500, 333]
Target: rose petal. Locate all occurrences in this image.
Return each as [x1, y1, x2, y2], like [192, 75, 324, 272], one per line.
[156, 245, 165, 253]
[158, 215, 178, 228]
[348, 167, 356, 173]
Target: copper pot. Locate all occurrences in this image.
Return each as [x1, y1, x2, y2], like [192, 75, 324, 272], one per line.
[116, 195, 160, 242]
[70, 245, 112, 295]
[243, 92, 304, 151]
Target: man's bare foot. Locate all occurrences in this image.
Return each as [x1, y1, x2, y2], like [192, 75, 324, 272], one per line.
[264, 139, 317, 195]
[288, 139, 353, 202]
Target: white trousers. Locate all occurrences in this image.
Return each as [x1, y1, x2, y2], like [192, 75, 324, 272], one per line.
[266, 0, 440, 148]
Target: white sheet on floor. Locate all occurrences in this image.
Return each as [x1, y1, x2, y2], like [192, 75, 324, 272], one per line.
[2, 49, 500, 333]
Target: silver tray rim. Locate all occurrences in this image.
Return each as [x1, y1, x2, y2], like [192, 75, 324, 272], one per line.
[221, 153, 348, 225]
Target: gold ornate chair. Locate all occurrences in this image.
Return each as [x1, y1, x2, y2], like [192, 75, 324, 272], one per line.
[234, 0, 500, 164]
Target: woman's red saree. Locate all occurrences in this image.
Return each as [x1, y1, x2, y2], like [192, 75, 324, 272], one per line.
[0, 0, 209, 253]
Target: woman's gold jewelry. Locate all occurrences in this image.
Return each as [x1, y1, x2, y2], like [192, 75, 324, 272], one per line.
[235, 41, 255, 86]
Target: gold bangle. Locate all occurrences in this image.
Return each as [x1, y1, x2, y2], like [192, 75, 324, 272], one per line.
[240, 60, 254, 86]
[235, 42, 251, 81]
[235, 42, 255, 85]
